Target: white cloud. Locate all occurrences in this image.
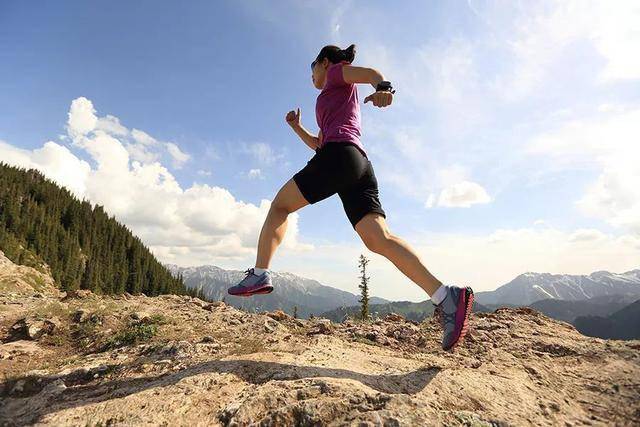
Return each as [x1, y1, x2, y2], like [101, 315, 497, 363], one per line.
[240, 141, 285, 165]
[528, 108, 640, 234]
[97, 115, 128, 136]
[165, 142, 190, 169]
[67, 97, 97, 139]
[485, 0, 640, 100]
[436, 181, 491, 208]
[568, 228, 607, 243]
[424, 193, 436, 209]
[125, 129, 160, 164]
[0, 97, 314, 266]
[67, 99, 190, 169]
[131, 129, 157, 146]
[588, 0, 640, 81]
[0, 140, 91, 198]
[247, 168, 263, 179]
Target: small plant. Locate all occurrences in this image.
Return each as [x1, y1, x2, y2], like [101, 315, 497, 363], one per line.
[25, 272, 47, 291]
[73, 319, 101, 351]
[148, 313, 168, 325]
[100, 315, 167, 351]
[102, 321, 159, 351]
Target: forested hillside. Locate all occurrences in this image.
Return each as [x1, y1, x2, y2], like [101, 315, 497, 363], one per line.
[0, 162, 193, 297]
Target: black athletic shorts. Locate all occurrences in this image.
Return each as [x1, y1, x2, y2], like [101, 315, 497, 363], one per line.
[292, 141, 386, 229]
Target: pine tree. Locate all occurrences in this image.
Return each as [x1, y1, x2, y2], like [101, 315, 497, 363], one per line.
[293, 305, 298, 319]
[358, 253, 371, 322]
[0, 162, 191, 297]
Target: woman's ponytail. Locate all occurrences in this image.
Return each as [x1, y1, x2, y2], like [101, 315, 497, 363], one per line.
[342, 44, 356, 63]
[315, 44, 357, 65]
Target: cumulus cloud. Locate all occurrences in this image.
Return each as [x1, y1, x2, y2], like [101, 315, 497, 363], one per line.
[435, 181, 491, 208]
[67, 97, 98, 138]
[0, 139, 91, 198]
[0, 97, 314, 267]
[65, 99, 191, 169]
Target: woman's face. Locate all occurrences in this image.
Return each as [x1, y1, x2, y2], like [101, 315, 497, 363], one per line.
[311, 57, 329, 90]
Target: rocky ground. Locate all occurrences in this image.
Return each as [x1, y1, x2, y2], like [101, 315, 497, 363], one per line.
[1, 252, 639, 426]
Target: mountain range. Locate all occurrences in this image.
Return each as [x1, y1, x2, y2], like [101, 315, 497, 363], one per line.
[574, 299, 640, 340]
[474, 269, 640, 305]
[168, 263, 640, 339]
[165, 264, 389, 318]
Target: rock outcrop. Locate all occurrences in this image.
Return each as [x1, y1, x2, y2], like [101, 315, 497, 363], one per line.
[0, 253, 638, 426]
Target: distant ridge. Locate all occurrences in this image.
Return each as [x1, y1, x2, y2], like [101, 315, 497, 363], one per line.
[475, 269, 640, 306]
[166, 264, 389, 318]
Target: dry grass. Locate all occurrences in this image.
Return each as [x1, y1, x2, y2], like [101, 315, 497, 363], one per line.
[32, 301, 72, 320]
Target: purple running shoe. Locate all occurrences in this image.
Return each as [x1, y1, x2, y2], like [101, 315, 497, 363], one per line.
[432, 285, 474, 351]
[227, 267, 273, 296]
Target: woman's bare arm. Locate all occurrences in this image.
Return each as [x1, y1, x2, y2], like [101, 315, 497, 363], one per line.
[290, 122, 320, 151]
[343, 65, 394, 108]
[286, 108, 320, 151]
[341, 65, 386, 90]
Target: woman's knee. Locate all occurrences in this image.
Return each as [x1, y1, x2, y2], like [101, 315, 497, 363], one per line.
[269, 200, 292, 216]
[271, 178, 309, 214]
[361, 229, 392, 254]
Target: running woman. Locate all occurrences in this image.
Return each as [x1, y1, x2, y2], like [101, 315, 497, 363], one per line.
[228, 44, 474, 351]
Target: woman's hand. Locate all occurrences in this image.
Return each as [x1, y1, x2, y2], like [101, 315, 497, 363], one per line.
[364, 91, 393, 108]
[286, 107, 301, 127]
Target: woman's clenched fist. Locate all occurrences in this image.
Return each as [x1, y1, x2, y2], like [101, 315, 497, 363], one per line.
[364, 91, 393, 108]
[286, 107, 301, 127]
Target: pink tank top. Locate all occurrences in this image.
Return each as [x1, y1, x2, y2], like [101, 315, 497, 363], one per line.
[315, 60, 367, 158]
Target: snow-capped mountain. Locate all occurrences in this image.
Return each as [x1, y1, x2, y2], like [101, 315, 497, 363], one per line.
[475, 269, 640, 306]
[165, 264, 389, 318]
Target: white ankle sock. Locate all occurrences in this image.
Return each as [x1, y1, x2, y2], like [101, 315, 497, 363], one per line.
[253, 267, 267, 275]
[431, 284, 448, 305]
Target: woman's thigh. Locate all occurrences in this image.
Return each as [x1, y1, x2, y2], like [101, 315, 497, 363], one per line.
[272, 177, 310, 213]
[338, 159, 387, 230]
[292, 144, 368, 205]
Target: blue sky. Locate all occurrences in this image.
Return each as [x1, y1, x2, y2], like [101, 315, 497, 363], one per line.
[1, 1, 639, 301]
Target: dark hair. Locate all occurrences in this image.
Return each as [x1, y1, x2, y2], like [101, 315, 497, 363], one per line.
[315, 44, 356, 65]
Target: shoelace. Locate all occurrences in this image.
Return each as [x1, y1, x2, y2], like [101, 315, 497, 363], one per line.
[433, 305, 455, 328]
[244, 268, 254, 276]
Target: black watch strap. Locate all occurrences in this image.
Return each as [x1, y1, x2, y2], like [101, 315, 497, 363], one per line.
[376, 80, 395, 93]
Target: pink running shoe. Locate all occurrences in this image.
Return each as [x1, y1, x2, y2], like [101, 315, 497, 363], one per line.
[227, 268, 273, 297]
[432, 285, 474, 351]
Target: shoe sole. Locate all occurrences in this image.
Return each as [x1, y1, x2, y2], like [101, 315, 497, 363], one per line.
[233, 284, 274, 297]
[443, 286, 474, 352]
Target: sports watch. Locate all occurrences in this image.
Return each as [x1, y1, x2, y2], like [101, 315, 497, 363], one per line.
[376, 80, 396, 94]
